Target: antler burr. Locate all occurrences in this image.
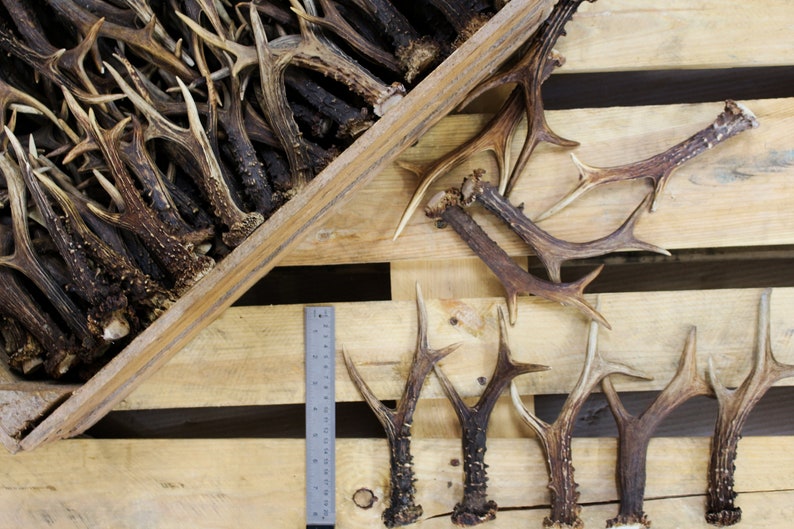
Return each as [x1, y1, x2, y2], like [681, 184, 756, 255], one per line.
[602, 327, 711, 528]
[434, 306, 549, 525]
[705, 289, 794, 526]
[510, 308, 649, 529]
[537, 100, 759, 221]
[344, 283, 459, 526]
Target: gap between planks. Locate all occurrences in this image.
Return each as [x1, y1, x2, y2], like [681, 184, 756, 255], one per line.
[112, 287, 794, 413]
[0, 437, 791, 529]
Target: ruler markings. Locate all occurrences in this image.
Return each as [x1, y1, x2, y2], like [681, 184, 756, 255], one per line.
[305, 306, 336, 528]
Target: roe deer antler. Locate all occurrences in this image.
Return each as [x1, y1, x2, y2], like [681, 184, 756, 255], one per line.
[705, 289, 794, 526]
[344, 283, 459, 527]
[602, 327, 711, 528]
[459, 169, 669, 282]
[537, 100, 759, 221]
[425, 186, 607, 327]
[434, 306, 549, 525]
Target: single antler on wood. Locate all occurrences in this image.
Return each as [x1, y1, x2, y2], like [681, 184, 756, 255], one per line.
[434, 306, 549, 525]
[602, 327, 711, 528]
[459, 169, 669, 282]
[705, 289, 794, 526]
[536, 100, 760, 220]
[344, 283, 459, 527]
[510, 309, 649, 529]
[425, 186, 608, 327]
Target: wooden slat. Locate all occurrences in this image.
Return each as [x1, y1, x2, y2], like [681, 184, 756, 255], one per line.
[11, 0, 555, 452]
[0, 437, 791, 528]
[559, 0, 794, 72]
[283, 97, 794, 265]
[117, 287, 794, 411]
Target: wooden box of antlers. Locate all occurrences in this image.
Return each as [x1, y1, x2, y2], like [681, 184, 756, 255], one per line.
[1, 0, 794, 528]
[0, 0, 554, 452]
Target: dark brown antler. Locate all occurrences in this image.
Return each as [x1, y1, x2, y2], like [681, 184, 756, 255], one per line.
[434, 306, 549, 525]
[537, 100, 760, 220]
[460, 0, 594, 196]
[425, 187, 608, 327]
[510, 310, 649, 529]
[602, 327, 710, 528]
[705, 289, 794, 526]
[344, 283, 459, 527]
[459, 169, 669, 282]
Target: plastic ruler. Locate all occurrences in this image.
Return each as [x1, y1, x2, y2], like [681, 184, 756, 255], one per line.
[304, 306, 336, 528]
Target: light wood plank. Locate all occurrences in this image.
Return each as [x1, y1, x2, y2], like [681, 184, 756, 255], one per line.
[283, 97, 794, 265]
[391, 257, 528, 301]
[0, 437, 791, 528]
[116, 287, 794, 411]
[12, 0, 555, 452]
[558, 0, 794, 72]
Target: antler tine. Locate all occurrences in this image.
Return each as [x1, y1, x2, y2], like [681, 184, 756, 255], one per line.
[461, 170, 670, 282]
[536, 100, 760, 221]
[290, 0, 402, 74]
[425, 187, 609, 328]
[706, 289, 794, 526]
[434, 304, 549, 525]
[510, 301, 648, 529]
[344, 282, 458, 527]
[392, 90, 523, 240]
[603, 326, 710, 529]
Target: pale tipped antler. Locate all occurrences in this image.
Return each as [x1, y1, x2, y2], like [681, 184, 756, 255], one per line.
[510, 308, 650, 529]
[602, 327, 711, 528]
[460, 0, 594, 196]
[425, 186, 608, 328]
[536, 100, 760, 221]
[434, 305, 549, 525]
[392, 90, 523, 240]
[705, 289, 794, 526]
[459, 169, 669, 282]
[344, 283, 460, 527]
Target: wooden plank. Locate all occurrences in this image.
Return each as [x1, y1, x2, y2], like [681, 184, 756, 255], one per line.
[558, 0, 794, 72]
[116, 287, 794, 411]
[390, 257, 528, 301]
[283, 97, 794, 265]
[12, 0, 555, 452]
[0, 437, 791, 528]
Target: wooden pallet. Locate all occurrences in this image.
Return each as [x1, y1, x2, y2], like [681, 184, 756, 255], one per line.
[2, 1, 793, 528]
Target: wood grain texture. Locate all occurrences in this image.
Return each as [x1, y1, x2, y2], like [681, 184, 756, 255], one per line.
[114, 287, 794, 411]
[0, 437, 791, 528]
[284, 97, 794, 265]
[558, 0, 794, 72]
[7, 0, 555, 452]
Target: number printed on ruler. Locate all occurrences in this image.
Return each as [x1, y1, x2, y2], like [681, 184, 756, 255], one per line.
[305, 306, 336, 526]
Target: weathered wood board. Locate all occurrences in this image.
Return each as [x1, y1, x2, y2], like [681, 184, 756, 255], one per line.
[0, 437, 791, 528]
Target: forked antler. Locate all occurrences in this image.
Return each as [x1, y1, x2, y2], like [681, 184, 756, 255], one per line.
[344, 283, 459, 527]
[425, 187, 608, 327]
[434, 306, 549, 525]
[460, 0, 594, 196]
[459, 169, 669, 282]
[705, 289, 794, 526]
[537, 100, 759, 221]
[510, 307, 649, 529]
[602, 327, 711, 528]
[394, 0, 591, 238]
